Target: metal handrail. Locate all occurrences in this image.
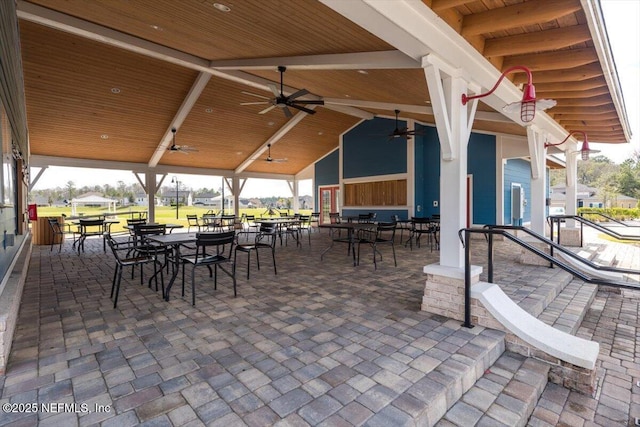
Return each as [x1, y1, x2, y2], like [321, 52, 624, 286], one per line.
[548, 215, 640, 246]
[579, 211, 640, 227]
[457, 226, 639, 328]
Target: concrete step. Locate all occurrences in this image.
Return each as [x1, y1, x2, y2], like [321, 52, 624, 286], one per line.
[535, 279, 598, 335]
[373, 326, 506, 426]
[435, 352, 550, 427]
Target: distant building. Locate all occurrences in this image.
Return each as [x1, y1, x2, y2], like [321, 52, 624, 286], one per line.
[550, 183, 638, 209]
[161, 190, 192, 207]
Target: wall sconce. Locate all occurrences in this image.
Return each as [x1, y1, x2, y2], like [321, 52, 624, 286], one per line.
[461, 65, 556, 123]
[544, 131, 600, 161]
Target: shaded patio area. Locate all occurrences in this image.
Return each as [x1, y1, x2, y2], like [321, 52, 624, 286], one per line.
[0, 229, 637, 426]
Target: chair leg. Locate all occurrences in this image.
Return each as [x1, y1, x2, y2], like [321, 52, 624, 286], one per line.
[391, 243, 397, 267]
[246, 251, 251, 279]
[113, 269, 123, 309]
[271, 249, 277, 275]
[191, 267, 196, 306]
[110, 265, 119, 298]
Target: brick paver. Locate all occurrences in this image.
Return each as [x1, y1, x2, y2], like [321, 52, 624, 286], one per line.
[0, 227, 637, 425]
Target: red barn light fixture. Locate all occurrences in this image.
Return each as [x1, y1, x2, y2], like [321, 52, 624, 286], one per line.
[544, 131, 599, 161]
[461, 65, 555, 123]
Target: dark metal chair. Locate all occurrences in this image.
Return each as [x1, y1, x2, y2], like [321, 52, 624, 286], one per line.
[357, 221, 397, 269]
[234, 223, 278, 279]
[107, 235, 163, 309]
[77, 218, 107, 253]
[179, 231, 237, 306]
[186, 214, 201, 233]
[47, 218, 66, 252]
[407, 217, 439, 251]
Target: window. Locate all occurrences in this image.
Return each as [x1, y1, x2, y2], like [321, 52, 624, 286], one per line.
[0, 104, 15, 207]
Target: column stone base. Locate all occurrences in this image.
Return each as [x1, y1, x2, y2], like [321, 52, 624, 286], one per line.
[421, 263, 482, 322]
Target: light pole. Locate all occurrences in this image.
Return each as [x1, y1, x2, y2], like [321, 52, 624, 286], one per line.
[171, 176, 179, 219]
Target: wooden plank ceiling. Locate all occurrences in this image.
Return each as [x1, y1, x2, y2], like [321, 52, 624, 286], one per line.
[18, 0, 629, 178]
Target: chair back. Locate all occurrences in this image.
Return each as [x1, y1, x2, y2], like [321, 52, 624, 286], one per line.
[256, 223, 278, 248]
[411, 216, 434, 232]
[133, 223, 167, 241]
[329, 212, 341, 224]
[376, 221, 397, 239]
[194, 231, 236, 261]
[79, 218, 106, 234]
[48, 218, 63, 234]
[220, 215, 236, 231]
[186, 214, 199, 224]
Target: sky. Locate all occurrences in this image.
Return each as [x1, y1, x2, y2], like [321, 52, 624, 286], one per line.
[30, 1, 639, 194]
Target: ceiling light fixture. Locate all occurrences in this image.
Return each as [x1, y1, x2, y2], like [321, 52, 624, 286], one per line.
[100, 134, 109, 140]
[213, 3, 231, 12]
[357, 70, 368, 75]
[149, 25, 163, 31]
[461, 65, 556, 123]
[544, 131, 599, 161]
[111, 88, 121, 94]
[205, 108, 213, 113]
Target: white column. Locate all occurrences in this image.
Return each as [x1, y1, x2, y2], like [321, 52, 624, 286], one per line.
[424, 57, 471, 269]
[565, 145, 578, 228]
[527, 127, 547, 236]
[290, 179, 300, 212]
[145, 172, 157, 223]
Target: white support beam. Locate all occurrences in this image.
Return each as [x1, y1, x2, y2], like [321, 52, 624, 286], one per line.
[148, 72, 211, 167]
[235, 107, 316, 174]
[209, 50, 420, 70]
[321, 104, 375, 120]
[133, 172, 147, 192]
[29, 166, 47, 190]
[527, 126, 547, 235]
[320, 0, 569, 142]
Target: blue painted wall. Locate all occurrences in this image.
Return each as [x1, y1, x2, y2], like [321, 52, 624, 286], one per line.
[467, 133, 496, 224]
[312, 119, 499, 226]
[504, 158, 532, 224]
[414, 124, 496, 224]
[343, 117, 407, 178]
[314, 149, 339, 199]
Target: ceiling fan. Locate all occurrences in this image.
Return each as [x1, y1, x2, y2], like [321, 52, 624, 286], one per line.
[253, 143, 287, 163]
[241, 65, 324, 118]
[386, 109, 424, 141]
[167, 127, 198, 154]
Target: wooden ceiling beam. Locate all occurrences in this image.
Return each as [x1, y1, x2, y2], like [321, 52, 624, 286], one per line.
[484, 25, 591, 57]
[550, 106, 616, 115]
[462, 0, 582, 36]
[558, 121, 622, 130]
[534, 77, 606, 92]
[502, 48, 598, 72]
[554, 95, 612, 107]
[512, 63, 602, 84]
[429, 0, 476, 11]
[538, 87, 609, 99]
[551, 112, 619, 120]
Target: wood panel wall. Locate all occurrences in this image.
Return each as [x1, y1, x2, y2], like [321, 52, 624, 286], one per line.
[344, 179, 407, 206]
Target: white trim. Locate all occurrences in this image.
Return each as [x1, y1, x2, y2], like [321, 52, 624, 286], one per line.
[342, 173, 408, 184]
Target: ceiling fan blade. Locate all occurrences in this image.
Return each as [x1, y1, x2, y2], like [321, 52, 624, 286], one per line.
[241, 101, 270, 106]
[283, 106, 293, 118]
[288, 88, 309, 100]
[259, 105, 277, 115]
[291, 99, 324, 105]
[289, 104, 316, 115]
[267, 83, 280, 97]
[241, 91, 270, 100]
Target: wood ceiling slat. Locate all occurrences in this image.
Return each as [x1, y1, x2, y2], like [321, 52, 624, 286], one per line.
[551, 112, 619, 121]
[512, 63, 602, 84]
[483, 25, 591, 57]
[21, 21, 197, 163]
[28, 0, 393, 60]
[462, 0, 582, 36]
[553, 95, 612, 107]
[537, 87, 609, 99]
[502, 47, 598, 72]
[534, 77, 606, 92]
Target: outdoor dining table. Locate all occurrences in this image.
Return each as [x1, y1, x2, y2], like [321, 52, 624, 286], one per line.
[318, 222, 377, 266]
[144, 232, 197, 301]
[255, 217, 301, 246]
[123, 223, 184, 233]
[70, 218, 120, 252]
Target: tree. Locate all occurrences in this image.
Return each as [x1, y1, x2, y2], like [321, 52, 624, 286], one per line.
[65, 181, 76, 201]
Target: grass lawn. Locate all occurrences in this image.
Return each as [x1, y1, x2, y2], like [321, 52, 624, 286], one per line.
[34, 206, 312, 233]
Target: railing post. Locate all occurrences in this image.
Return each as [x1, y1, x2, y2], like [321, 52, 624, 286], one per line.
[488, 229, 494, 283]
[463, 229, 473, 328]
[580, 219, 583, 247]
